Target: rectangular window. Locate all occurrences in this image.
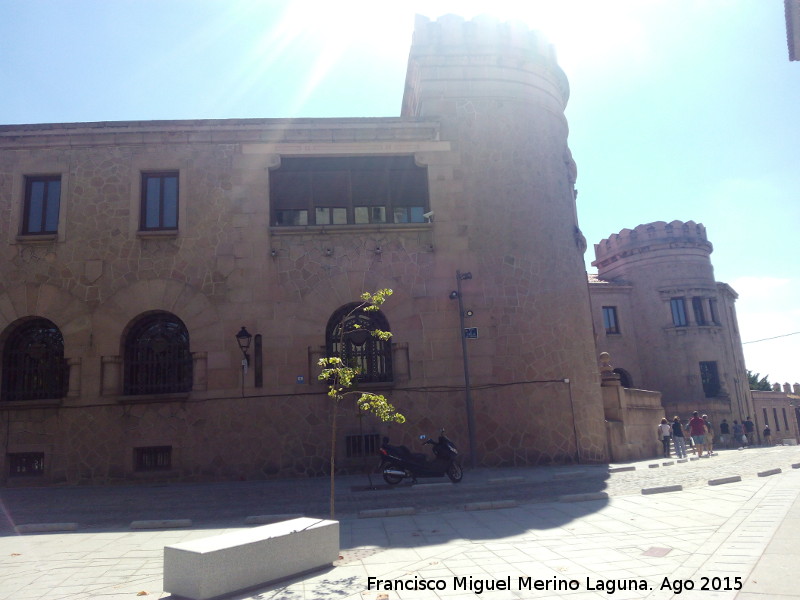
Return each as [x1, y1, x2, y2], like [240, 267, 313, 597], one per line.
[671, 298, 688, 327]
[709, 298, 720, 324]
[699, 361, 720, 397]
[692, 297, 707, 325]
[134, 446, 172, 471]
[602, 306, 620, 334]
[783, 408, 789, 430]
[141, 172, 178, 230]
[354, 206, 387, 224]
[270, 156, 429, 226]
[23, 176, 61, 234]
[344, 433, 380, 458]
[393, 206, 426, 223]
[315, 207, 347, 225]
[8, 452, 45, 477]
[773, 408, 780, 431]
[275, 209, 308, 226]
[763, 408, 769, 428]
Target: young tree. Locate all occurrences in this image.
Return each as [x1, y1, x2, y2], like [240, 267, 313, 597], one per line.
[317, 289, 405, 518]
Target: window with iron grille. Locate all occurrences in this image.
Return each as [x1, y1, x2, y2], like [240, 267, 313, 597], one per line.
[23, 175, 61, 234]
[124, 312, 192, 395]
[345, 434, 380, 458]
[1, 318, 68, 402]
[8, 452, 45, 477]
[325, 303, 393, 384]
[699, 361, 720, 398]
[134, 446, 172, 471]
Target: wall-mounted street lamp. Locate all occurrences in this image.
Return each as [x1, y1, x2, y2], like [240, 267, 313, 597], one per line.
[450, 270, 477, 468]
[235, 326, 252, 397]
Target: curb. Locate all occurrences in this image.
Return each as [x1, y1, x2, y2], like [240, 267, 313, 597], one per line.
[488, 476, 525, 484]
[244, 514, 303, 525]
[359, 507, 415, 519]
[464, 500, 518, 511]
[553, 471, 586, 480]
[129, 519, 192, 530]
[757, 468, 782, 478]
[15, 522, 79, 534]
[708, 475, 742, 486]
[642, 485, 683, 495]
[608, 466, 636, 473]
[559, 492, 609, 503]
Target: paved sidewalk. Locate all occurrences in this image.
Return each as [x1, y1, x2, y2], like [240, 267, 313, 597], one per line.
[1, 446, 800, 599]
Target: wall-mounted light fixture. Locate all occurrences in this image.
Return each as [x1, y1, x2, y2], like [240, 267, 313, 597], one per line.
[325, 248, 333, 256]
[235, 326, 252, 397]
[270, 249, 278, 257]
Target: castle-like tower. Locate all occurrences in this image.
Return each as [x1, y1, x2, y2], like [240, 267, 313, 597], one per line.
[401, 15, 606, 462]
[591, 220, 754, 425]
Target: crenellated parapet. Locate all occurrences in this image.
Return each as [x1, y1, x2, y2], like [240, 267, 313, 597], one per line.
[592, 220, 713, 272]
[409, 13, 559, 61]
[402, 14, 569, 116]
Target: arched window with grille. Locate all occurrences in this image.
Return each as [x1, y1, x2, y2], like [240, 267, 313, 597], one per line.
[124, 312, 192, 395]
[2, 318, 68, 402]
[325, 303, 393, 384]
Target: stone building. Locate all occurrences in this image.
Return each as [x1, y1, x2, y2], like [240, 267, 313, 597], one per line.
[750, 383, 800, 445]
[588, 221, 755, 435]
[0, 15, 608, 485]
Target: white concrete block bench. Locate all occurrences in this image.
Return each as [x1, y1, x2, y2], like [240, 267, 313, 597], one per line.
[163, 517, 339, 600]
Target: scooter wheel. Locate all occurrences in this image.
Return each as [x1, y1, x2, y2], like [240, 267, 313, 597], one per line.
[446, 462, 463, 483]
[382, 470, 403, 485]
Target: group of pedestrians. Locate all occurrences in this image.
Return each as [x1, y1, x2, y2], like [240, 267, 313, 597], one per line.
[658, 413, 760, 458]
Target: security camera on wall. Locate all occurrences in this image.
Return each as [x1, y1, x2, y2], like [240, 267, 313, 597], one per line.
[423, 211, 435, 223]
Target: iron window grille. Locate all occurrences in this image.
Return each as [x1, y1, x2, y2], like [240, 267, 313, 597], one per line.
[23, 175, 61, 235]
[124, 313, 192, 395]
[8, 452, 45, 477]
[326, 303, 393, 384]
[1, 318, 68, 402]
[134, 446, 172, 471]
[344, 433, 380, 458]
[699, 361, 720, 398]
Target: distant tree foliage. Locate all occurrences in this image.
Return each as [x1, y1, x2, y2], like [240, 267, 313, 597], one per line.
[747, 370, 772, 391]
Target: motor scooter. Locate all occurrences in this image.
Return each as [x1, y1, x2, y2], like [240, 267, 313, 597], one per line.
[379, 428, 462, 484]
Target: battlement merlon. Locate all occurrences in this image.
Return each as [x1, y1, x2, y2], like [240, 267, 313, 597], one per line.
[592, 220, 713, 268]
[401, 14, 570, 117]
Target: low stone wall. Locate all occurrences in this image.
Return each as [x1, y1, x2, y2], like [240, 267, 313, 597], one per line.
[603, 385, 663, 462]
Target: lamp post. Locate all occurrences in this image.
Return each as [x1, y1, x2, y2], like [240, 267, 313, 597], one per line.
[235, 326, 252, 397]
[451, 270, 477, 468]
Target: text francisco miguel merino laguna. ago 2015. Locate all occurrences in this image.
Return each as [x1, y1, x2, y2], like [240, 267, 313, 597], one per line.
[367, 575, 744, 595]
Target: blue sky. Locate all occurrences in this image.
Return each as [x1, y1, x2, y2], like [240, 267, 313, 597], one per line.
[2, 0, 798, 385]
